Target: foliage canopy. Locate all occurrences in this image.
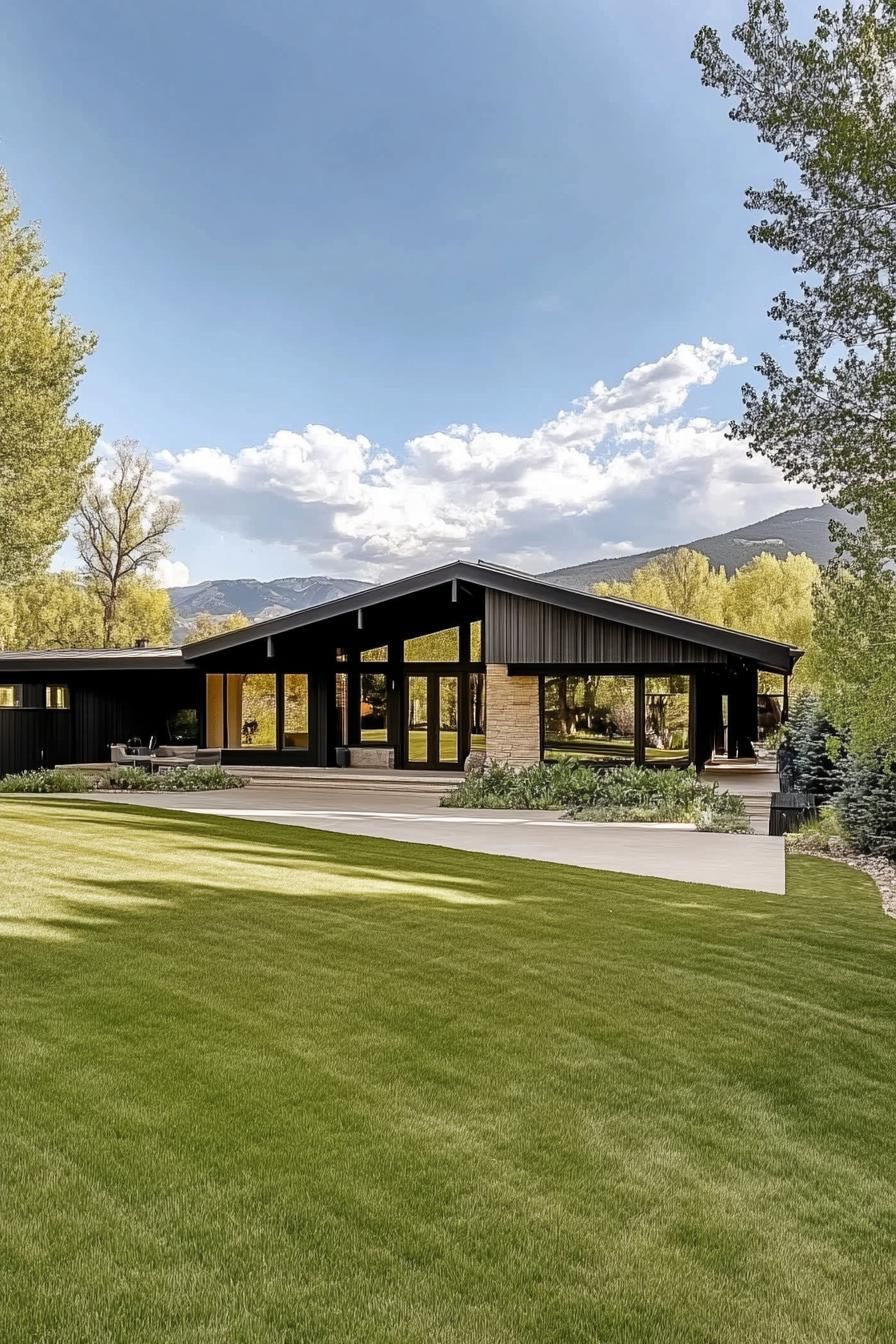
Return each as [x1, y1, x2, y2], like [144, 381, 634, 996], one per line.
[0, 170, 99, 581]
[694, 0, 896, 552]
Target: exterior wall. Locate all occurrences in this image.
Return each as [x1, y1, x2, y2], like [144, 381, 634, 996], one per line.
[0, 669, 202, 774]
[485, 663, 540, 766]
[485, 590, 729, 666]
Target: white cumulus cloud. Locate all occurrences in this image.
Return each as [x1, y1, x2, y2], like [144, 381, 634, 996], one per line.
[156, 338, 818, 578]
[154, 557, 191, 588]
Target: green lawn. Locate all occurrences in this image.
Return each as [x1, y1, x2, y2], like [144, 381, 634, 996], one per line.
[1, 797, 894, 1343]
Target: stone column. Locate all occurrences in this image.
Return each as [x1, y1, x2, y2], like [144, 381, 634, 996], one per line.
[485, 664, 541, 766]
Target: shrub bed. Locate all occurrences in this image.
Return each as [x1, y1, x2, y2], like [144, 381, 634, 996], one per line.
[0, 768, 91, 794]
[442, 759, 749, 830]
[0, 765, 246, 794]
[106, 765, 246, 792]
[784, 807, 846, 856]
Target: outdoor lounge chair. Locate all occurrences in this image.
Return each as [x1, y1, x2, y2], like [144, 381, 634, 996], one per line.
[154, 746, 222, 769]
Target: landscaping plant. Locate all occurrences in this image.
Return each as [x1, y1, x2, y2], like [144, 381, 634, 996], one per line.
[835, 753, 896, 861]
[106, 765, 246, 792]
[443, 759, 749, 830]
[0, 767, 89, 793]
[784, 694, 840, 801]
[785, 807, 846, 857]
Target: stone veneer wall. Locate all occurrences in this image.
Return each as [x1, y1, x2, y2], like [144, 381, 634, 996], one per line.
[485, 663, 541, 766]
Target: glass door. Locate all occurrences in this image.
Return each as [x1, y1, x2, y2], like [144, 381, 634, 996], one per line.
[438, 677, 458, 765]
[405, 674, 460, 768]
[407, 675, 429, 764]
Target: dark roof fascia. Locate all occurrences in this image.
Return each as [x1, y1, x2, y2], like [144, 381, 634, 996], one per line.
[0, 650, 190, 673]
[181, 559, 802, 671]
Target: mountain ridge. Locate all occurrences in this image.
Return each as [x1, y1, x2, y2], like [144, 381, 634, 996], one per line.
[168, 575, 371, 642]
[167, 504, 849, 638]
[537, 504, 850, 592]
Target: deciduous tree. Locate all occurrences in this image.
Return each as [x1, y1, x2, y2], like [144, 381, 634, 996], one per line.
[725, 551, 817, 650]
[595, 547, 820, 689]
[812, 542, 896, 755]
[595, 548, 729, 624]
[0, 571, 174, 650]
[693, 1, 896, 551]
[0, 169, 99, 581]
[182, 611, 251, 644]
[74, 440, 180, 647]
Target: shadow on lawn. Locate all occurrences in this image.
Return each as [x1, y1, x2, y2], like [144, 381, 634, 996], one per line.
[0, 797, 543, 944]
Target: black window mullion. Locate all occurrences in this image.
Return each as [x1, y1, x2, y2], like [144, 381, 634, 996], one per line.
[427, 674, 438, 767]
[634, 673, 646, 766]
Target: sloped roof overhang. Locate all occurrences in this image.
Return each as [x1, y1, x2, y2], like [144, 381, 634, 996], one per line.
[181, 560, 802, 674]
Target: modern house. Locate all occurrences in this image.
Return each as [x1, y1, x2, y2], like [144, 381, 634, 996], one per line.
[0, 560, 801, 775]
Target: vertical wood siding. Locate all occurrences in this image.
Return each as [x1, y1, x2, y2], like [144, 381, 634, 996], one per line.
[484, 591, 729, 666]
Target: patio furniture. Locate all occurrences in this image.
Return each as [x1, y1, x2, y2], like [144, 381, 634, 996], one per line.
[154, 746, 222, 769]
[110, 743, 159, 771]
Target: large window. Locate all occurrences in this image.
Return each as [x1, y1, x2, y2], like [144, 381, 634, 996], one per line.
[0, 684, 23, 709]
[228, 673, 276, 748]
[404, 627, 460, 662]
[167, 707, 198, 743]
[360, 672, 388, 744]
[543, 675, 636, 763]
[361, 645, 388, 662]
[283, 674, 309, 750]
[205, 673, 308, 750]
[644, 676, 690, 763]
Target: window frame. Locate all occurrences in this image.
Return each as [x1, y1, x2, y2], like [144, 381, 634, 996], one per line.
[45, 684, 71, 711]
[0, 684, 24, 710]
[539, 671, 694, 769]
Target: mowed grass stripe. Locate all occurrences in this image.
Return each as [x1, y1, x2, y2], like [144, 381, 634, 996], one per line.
[0, 797, 893, 1343]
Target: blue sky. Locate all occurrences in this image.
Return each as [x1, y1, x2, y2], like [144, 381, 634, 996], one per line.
[2, 0, 817, 584]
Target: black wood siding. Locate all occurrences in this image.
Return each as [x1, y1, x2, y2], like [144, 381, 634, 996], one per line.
[484, 591, 729, 666]
[0, 710, 73, 773]
[0, 670, 202, 774]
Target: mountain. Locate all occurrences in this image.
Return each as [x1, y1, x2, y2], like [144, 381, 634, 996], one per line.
[168, 576, 370, 642]
[167, 505, 852, 640]
[538, 505, 852, 593]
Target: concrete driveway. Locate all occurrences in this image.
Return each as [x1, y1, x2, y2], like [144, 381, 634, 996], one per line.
[97, 782, 786, 894]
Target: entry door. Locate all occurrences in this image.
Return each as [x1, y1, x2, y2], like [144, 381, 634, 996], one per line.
[405, 674, 460, 768]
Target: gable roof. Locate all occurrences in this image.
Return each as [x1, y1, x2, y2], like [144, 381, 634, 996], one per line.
[182, 559, 802, 672]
